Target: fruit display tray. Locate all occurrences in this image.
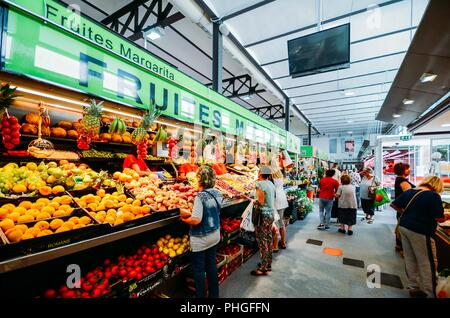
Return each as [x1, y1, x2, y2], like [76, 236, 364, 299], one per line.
[227, 254, 243, 276]
[0, 208, 109, 260]
[217, 243, 244, 264]
[216, 254, 227, 269]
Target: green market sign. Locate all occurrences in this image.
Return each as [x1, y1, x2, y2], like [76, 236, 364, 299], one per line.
[1, 0, 297, 151]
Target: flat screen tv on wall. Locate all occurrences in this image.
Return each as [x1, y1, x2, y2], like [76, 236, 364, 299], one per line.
[287, 23, 350, 78]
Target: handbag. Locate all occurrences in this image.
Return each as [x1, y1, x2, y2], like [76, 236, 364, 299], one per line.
[252, 202, 262, 227]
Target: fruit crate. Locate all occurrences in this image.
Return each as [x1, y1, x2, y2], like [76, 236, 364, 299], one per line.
[226, 253, 243, 276]
[0, 208, 108, 260]
[217, 243, 244, 264]
[216, 254, 226, 269]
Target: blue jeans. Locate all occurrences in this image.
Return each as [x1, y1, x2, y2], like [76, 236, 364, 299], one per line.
[355, 187, 361, 208]
[191, 244, 219, 298]
[319, 198, 334, 226]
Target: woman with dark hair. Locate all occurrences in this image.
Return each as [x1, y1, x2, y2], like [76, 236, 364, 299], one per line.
[181, 165, 222, 298]
[122, 146, 151, 176]
[251, 166, 276, 276]
[318, 169, 339, 230]
[393, 162, 415, 253]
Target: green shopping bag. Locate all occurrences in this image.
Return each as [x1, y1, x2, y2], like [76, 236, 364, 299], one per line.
[374, 187, 390, 207]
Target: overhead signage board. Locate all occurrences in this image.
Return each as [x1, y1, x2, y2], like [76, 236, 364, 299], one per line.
[2, 0, 287, 147]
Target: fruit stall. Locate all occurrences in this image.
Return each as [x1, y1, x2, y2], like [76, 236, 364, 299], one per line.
[0, 0, 303, 298]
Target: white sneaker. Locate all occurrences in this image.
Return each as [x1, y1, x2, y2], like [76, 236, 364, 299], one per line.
[317, 224, 325, 230]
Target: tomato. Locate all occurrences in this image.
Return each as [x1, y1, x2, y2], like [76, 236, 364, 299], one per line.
[81, 292, 91, 298]
[119, 269, 127, 277]
[145, 248, 151, 255]
[152, 247, 159, 255]
[63, 290, 76, 298]
[91, 288, 102, 298]
[126, 260, 134, 267]
[136, 273, 143, 281]
[148, 267, 156, 274]
[111, 266, 119, 275]
[147, 256, 154, 262]
[128, 270, 137, 279]
[137, 249, 143, 255]
[145, 266, 153, 273]
[82, 281, 93, 292]
[141, 254, 148, 260]
[375, 194, 383, 202]
[104, 271, 112, 279]
[104, 259, 111, 267]
[44, 289, 57, 298]
[154, 254, 160, 260]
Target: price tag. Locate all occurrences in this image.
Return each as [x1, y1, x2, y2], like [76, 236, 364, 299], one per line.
[128, 283, 137, 293]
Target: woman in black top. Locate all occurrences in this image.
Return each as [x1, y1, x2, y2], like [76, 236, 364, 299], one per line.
[391, 176, 445, 298]
[393, 163, 415, 254]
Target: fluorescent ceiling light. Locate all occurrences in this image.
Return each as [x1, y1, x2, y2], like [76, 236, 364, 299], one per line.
[347, 131, 353, 134]
[441, 124, 450, 128]
[402, 98, 414, 105]
[420, 72, 438, 83]
[276, 119, 283, 123]
[242, 94, 253, 100]
[393, 114, 401, 118]
[145, 26, 165, 40]
[347, 120, 354, 123]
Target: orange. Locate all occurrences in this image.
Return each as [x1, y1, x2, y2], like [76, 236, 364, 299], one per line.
[122, 212, 134, 222]
[59, 205, 72, 212]
[17, 214, 34, 223]
[96, 189, 106, 198]
[52, 196, 62, 204]
[21, 233, 35, 240]
[26, 209, 40, 218]
[34, 221, 50, 231]
[104, 216, 115, 225]
[41, 206, 55, 216]
[113, 171, 121, 180]
[59, 195, 72, 205]
[14, 224, 28, 234]
[2, 204, 15, 213]
[39, 186, 52, 196]
[31, 202, 45, 210]
[37, 229, 53, 237]
[55, 226, 70, 233]
[63, 221, 75, 230]
[141, 205, 151, 215]
[73, 224, 85, 230]
[84, 195, 96, 204]
[53, 210, 67, 218]
[104, 200, 115, 209]
[36, 212, 51, 221]
[96, 204, 106, 212]
[48, 202, 60, 209]
[13, 184, 27, 193]
[118, 194, 127, 202]
[79, 216, 91, 225]
[36, 198, 50, 205]
[119, 174, 128, 182]
[25, 227, 40, 237]
[114, 218, 124, 226]
[19, 201, 33, 209]
[13, 207, 27, 216]
[87, 203, 97, 211]
[59, 160, 69, 166]
[68, 217, 79, 225]
[52, 185, 65, 195]
[0, 208, 8, 220]
[6, 228, 23, 242]
[8, 212, 20, 222]
[50, 219, 64, 231]
[125, 198, 133, 204]
[131, 206, 141, 215]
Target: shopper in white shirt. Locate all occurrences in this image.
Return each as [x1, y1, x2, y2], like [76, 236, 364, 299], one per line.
[271, 169, 289, 251]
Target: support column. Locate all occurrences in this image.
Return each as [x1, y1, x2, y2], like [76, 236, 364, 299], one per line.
[212, 22, 223, 93]
[285, 98, 290, 132]
[308, 123, 312, 146]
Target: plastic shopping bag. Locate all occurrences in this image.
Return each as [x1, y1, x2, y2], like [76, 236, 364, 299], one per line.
[240, 201, 255, 232]
[374, 187, 390, 207]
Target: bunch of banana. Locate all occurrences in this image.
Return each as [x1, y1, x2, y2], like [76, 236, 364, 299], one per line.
[109, 117, 126, 135]
[153, 126, 168, 143]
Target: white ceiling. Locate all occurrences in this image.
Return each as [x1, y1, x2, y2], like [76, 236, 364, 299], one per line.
[62, 0, 430, 138]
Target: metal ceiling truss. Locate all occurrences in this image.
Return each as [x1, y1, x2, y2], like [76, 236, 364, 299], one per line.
[252, 104, 285, 120]
[222, 0, 276, 21]
[207, 74, 265, 98]
[101, 0, 184, 41]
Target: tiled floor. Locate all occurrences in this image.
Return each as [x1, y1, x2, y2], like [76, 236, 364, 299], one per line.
[220, 203, 410, 298]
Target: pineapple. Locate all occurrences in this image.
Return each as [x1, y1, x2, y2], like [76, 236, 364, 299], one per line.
[0, 83, 18, 117]
[132, 101, 161, 145]
[80, 99, 103, 136]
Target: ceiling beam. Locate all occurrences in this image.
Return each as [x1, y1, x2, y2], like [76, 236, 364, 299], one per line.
[128, 11, 185, 41]
[244, 0, 405, 48]
[290, 82, 393, 99]
[282, 69, 399, 91]
[293, 91, 388, 105]
[273, 51, 406, 81]
[222, 0, 276, 21]
[101, 0, 153, 25]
